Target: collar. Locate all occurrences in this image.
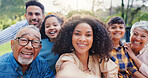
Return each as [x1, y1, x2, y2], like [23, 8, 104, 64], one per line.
[113, 41, 124, 51]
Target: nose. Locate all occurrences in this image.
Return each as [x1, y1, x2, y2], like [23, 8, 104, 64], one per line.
[79, 35, 86, 42]
[25, 41, 33, 49]
[49, 25, 55, 29]
[32, 14, 37, 20]
[135, 36, 141, 41]
[116, 27, 120, 31]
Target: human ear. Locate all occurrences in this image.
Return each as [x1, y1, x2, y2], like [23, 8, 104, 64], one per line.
[11, 40, 15, 50]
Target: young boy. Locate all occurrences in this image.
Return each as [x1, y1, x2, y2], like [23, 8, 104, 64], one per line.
[107, 17, 146, 78]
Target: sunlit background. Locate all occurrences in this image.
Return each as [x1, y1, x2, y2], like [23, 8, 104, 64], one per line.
[0, 0, 148, 55]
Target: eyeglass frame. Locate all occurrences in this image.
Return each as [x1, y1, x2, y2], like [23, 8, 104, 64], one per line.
[15, 37, 42, 48]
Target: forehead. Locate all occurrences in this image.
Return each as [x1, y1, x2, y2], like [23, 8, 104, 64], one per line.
[17, 28, 40, 38]
[26, 5, 42, 13]
[133, 28, 148, 35]
[45, 17, 59, 23]
[110, 24, 125, 27]
[74, 23, 92, 32]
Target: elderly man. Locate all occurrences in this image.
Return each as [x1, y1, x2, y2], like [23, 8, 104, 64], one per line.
[0, 25, 54, 78]
[0, 1, 45, 45]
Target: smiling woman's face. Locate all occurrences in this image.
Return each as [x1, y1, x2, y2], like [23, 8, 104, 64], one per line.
[72, 23, 93, 55]
[130, 27, 148, 53]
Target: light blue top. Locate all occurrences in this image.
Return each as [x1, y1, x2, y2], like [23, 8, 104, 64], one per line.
[39, 38, 59, 74]
[0, 52, 55, 78]
[0, 20, 29, 45]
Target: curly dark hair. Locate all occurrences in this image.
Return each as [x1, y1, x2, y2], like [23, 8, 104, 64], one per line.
[52, 15, 113, 59]
[40, 14, 64, 39]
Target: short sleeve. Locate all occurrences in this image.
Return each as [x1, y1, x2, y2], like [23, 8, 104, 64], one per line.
[100, 58, 118, 78]
[55, 53, 75, 72]
[139, 63, 148, 77]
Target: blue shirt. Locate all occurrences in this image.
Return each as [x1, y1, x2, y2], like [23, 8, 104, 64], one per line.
[39, 38, 59, 74]
[0, 52, 55, 78]
[0, 20, 29, 45]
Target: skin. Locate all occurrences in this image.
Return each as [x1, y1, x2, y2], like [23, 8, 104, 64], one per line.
[11, 28, 42, 73]
[108, 24, 146, 77]
[125, 27, 148, 71]
[108, 24, 125, 48]
[25, 6, 45, 30]
[56, 23, 94, 78]
[45, 17, 62, 42]
[72, 23, 93, 71]
[130, 28, 148, 54]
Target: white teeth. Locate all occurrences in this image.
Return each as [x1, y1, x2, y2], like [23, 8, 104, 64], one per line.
[21, 52, 32, 55]
[50, 32, 56, 34]
[134, 41, 140, 44]
[78, 44, 86, 47]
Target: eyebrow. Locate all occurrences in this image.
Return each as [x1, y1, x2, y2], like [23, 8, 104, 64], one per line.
[74, 30, 92, 33]
[20, 33, 40, 40]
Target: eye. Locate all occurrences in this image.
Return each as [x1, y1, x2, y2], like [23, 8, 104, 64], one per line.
[86, 34, 92, 37]
[74, 33, 80, 36]
[141, 35, 146, 38]
[45, 25, 50, 28]
[33, 40, 40, 44]
[133, 32, 138, 36]
[54, 24, 58, 26]
[111, 26, 116, 29]
[35, 13, 41, 16]
[28, 12, 33, 16]
[120, 26, 124, 29]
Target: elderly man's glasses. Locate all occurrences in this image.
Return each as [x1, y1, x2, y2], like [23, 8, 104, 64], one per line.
[15, 37, 42, 48]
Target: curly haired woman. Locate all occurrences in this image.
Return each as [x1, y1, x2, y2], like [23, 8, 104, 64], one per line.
[52, 15, 118, 78]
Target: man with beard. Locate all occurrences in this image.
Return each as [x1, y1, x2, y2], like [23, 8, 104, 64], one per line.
[0, 1, 45, 45]
[0, 25, 55, 78]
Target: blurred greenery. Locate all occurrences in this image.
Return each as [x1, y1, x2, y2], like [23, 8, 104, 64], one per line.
[0, 42, 11, 56]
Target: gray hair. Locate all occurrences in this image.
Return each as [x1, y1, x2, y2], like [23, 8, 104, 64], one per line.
[14, 25, 41, 40]
[131, 21, 148, 34]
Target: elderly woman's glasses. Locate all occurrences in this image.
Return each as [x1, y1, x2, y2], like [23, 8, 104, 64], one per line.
[15, 37, 42, 48]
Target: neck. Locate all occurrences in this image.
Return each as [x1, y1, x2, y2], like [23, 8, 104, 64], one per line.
[112, 39, 120, 48]
[50, 38, 55, 42]
[22, 64, 30, 74]
[75, 51, 89, 71]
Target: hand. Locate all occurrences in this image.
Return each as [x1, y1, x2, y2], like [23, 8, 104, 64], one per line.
[124, 43, 136, 60]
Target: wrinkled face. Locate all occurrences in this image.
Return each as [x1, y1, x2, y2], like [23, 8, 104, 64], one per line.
[130, 27, 148, 52]
[108, 24, 125, 40]
[72, 23, 93, 55]
[11, 28, 42, 66]
[25, 6, 44, 29]
[45, 17, 61, 42]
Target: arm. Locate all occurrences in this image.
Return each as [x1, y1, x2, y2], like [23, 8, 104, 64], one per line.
[0, 20, 28, 45]
[56, 61, 85, 78]
[132, 71, 147, 78]
[125, 43, 148, 77]
[124, 43, 142, 68]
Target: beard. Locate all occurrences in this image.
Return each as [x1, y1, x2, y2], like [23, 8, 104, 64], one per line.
[18, 53, 34, 65]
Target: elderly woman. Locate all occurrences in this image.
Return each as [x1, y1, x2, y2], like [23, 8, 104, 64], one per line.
[125, 21, 148, 77]
[52, 15, 118, 78]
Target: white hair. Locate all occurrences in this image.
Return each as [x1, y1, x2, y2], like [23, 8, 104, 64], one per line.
[14, 25, 41, 40]
[131, 21, 148, 34]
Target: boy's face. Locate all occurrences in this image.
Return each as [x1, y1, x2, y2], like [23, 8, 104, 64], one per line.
[108, 24, 125, 40]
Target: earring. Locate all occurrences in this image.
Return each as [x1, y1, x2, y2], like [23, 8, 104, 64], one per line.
[71, 48, 74, 51]
[92, 50, 95, 53]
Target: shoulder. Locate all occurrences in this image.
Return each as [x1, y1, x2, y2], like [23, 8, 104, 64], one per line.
[58, 53, 76, 63]
[0, 53, 11, 62]
[56, 53, 76, 72]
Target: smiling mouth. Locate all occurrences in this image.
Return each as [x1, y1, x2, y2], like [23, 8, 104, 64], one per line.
[133, 41, 142, 45]
[20, 52, 33, 59]
[77, 43, 87, 48]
